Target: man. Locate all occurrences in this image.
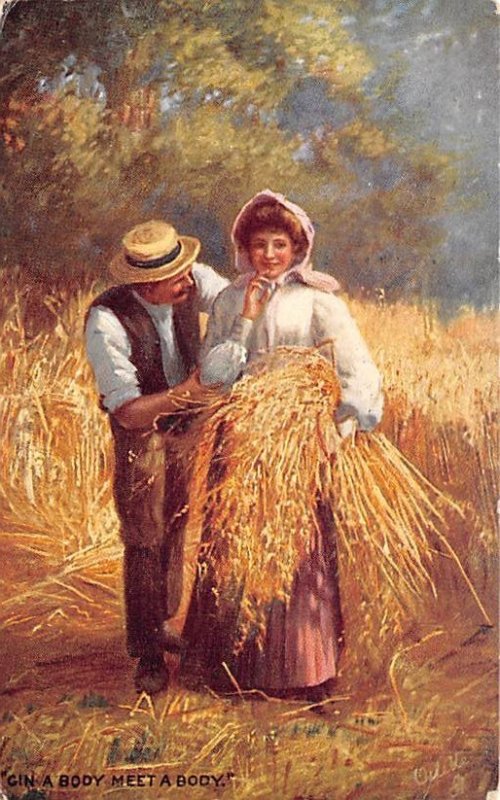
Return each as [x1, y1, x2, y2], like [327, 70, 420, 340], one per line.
[85, 219, 228, 694]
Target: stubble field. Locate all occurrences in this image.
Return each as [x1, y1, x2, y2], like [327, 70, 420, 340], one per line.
[0, 277, 497, 800]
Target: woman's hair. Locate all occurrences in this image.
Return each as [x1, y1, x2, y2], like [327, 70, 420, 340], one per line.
[235, 200, 309, 257]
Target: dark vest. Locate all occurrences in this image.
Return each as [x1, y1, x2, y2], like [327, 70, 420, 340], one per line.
[88, 284, 201, 397]
[86, 285, 201, 548]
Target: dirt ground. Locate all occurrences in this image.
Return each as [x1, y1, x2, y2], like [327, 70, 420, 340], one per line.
[0, 545, 497, 800]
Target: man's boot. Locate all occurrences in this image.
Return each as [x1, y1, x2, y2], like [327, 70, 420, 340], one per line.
[134, 654, 169, 694]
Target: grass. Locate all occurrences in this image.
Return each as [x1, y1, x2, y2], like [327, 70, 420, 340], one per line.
[0, 278, 497, 800]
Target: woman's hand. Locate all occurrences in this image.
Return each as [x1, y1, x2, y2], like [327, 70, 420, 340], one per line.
[337, 417, 358, 441]
[242, 277, 273, 321]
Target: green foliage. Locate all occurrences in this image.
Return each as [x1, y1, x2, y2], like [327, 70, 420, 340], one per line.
[78, 692, 109, 708]
[260, 0, 372, 94]
[0, 0, 457, 296]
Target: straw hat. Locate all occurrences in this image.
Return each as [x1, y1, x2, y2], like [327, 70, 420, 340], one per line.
[110, 220, 200, 284]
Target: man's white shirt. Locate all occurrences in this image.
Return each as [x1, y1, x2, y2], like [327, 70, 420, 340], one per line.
[85, 263, 228, 412]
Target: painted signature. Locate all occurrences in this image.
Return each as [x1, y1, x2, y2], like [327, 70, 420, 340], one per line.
[413, 752, 468, 798]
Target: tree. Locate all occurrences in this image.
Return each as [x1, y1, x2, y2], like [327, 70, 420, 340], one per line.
[0, 0, 457, 302]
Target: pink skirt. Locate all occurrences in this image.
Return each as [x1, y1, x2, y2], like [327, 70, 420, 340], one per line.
[182, 501, 344, 692]
[236, 527, 344, 691]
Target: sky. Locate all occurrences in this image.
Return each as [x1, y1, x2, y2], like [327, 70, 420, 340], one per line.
[350, 0, 498, 309]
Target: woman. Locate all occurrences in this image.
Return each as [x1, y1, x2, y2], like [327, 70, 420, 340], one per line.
[181, 189, 383, 702]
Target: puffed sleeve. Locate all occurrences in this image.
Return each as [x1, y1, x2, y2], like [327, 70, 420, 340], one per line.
[312, 293, 383, 431]
[191, 262, 230, 312]
[199, 288, 253, 386]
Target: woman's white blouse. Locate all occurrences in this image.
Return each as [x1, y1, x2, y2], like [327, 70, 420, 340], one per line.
[200, 279, 383, 431]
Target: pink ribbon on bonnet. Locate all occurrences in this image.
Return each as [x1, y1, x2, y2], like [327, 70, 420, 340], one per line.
[231, 189, 341, 294]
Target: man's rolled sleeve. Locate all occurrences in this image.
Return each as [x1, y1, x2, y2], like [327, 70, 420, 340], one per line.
[85, 306, 142, 412]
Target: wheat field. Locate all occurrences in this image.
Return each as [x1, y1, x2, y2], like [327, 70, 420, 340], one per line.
[0, 277, 497, 800]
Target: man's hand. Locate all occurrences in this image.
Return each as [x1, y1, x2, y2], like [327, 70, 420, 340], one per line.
[171, 369, 222, 405]
[242, 277, 273, 321]
[113, 370, 222, 430]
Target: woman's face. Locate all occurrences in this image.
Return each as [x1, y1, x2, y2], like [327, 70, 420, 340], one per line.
[248, 229, 295, 280]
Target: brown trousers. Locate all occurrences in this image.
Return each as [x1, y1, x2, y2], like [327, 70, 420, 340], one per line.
[111, 426, 187, 658]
